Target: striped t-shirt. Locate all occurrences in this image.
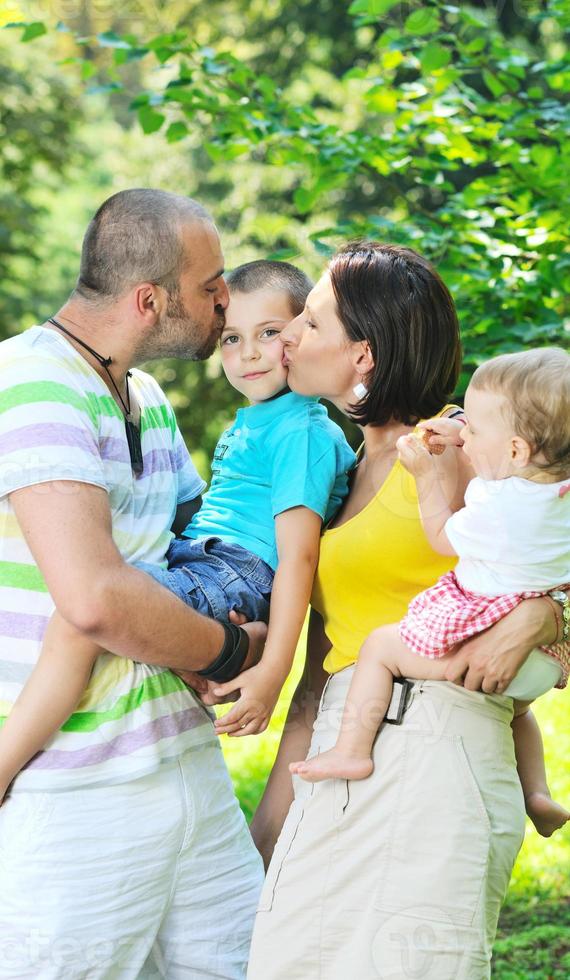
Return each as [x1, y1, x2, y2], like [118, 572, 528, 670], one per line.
[0, 326, 215, 791]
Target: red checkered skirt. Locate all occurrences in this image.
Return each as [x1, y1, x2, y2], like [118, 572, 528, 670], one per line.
[399, 570, 543, 659]
[399, 571, 570, 687]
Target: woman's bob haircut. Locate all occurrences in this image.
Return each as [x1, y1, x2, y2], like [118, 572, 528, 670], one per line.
[328, 241, 462, 427]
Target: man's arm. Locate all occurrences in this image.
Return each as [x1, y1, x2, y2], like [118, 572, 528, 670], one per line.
[10, 480, 261, 673]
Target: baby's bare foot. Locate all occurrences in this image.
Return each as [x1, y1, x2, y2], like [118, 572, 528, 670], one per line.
[525, 792, 570, 838]
[289, 748, 374, 783]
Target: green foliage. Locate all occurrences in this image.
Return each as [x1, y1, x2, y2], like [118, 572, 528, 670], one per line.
[10, 0, 569, 384]
[0, 31, 84, 328]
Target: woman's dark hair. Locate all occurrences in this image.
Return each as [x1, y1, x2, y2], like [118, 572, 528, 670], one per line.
[329, 241, 462, 426]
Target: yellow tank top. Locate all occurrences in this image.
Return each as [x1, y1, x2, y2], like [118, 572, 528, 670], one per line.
[312, 407, 459, 674]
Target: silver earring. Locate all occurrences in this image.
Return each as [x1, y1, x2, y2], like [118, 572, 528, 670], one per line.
[352, 381, 368, 399]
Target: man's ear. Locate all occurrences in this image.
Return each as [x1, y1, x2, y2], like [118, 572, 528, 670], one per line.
[511, 435, 532, 468]
[133, 282, 163, 323]
[354, 340, 374, 376]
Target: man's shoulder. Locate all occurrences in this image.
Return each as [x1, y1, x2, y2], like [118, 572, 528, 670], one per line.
[0, 327, 87, 390]
[130, 367, 172, 407]
[1, 326, 53, 363]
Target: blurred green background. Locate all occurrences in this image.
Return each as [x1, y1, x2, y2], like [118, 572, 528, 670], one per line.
[1, 0, 568, 975]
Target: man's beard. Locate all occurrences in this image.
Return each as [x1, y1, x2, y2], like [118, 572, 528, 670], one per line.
[136, 290, 225, 363]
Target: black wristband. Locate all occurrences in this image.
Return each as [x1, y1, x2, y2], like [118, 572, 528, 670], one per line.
[197, 622, 250, 682]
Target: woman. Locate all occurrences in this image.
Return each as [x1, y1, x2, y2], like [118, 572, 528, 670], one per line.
[246, 243, 566, 980]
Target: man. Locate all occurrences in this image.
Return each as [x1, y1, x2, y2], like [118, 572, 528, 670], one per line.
[0, 189, 265, 978]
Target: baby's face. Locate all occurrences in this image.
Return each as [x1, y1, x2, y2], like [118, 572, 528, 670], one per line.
[220, 288, 293, 403]
[462, 386, 521, 480]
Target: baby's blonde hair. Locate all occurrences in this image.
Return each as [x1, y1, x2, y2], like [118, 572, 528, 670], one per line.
[469, 347, 570, 478]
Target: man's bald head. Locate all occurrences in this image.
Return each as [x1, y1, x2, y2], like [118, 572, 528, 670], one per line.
[74, 189, 212, 304]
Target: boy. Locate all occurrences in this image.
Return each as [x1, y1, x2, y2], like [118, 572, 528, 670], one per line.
[0, 261, 356, 799]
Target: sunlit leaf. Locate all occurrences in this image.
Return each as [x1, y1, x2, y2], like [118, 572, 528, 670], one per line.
[405, 9, 440, 34]
[21, 21, 47, 42]
[138, 106, 165, 134]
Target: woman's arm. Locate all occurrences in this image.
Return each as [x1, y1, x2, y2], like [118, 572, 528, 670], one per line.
[249, 608, 330, 869]
[445, 592, 566, 693]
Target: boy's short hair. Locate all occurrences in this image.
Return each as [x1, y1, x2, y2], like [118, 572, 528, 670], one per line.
[225, 260, 313, 317]
[470, 347, 570, 478]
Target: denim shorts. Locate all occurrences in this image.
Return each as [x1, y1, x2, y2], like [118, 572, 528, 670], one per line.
[137, 536, 274, 624]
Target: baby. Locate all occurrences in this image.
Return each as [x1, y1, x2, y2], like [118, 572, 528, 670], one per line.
[0, 260, 356, 801]
[290, 347, 569, 838]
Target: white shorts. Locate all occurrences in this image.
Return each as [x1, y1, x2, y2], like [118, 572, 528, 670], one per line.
[0, 739, 263, 979]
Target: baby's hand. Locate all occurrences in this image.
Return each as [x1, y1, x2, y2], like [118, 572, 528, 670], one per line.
[212, 664, 283, 737]
[397, 433, 436, 477]
[416, 417, 465, 454]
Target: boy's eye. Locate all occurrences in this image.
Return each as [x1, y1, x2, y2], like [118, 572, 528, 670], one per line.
[221, 335, 239, 346]
[261, 328, 281, 340]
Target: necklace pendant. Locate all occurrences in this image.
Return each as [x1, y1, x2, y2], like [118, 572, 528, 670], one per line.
[125, 419, 144, 477]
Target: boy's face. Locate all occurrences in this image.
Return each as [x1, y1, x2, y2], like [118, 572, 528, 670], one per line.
[220, 288, 293, 403]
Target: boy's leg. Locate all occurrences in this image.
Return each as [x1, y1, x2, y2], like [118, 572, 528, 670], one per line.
[138, 539, 272, 624]
[140, 740, 264, 980]
[289, 624, 452, 782]
[0, 612, 99, 803]
[511, 703, 569, 837]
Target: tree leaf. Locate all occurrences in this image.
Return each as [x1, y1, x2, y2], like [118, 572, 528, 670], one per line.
[97, 31, 131, 49]
[265, 247, 299, 261]
[405, 10, 440, 35]
[166, 121, 188, 143]
[21, 22, 47, 42]
[293, 187, 317, 213]
[349, 0, 401, 15]
[483, 70, 507, 97]
[138, 106, 165, 134]
[420, 42, 451, 73]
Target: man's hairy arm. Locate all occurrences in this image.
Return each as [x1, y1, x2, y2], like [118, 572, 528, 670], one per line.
[11, 480, 229, 672]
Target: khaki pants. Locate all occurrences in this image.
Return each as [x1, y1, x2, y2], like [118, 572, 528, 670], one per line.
[248, 671, 525, 980]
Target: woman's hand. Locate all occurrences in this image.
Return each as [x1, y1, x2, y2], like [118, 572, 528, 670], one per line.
[445, 597, 558, 693]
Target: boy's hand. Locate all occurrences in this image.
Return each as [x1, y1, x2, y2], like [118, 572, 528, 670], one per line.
[396, 433, 436, 477]
[416, 417, 465, 454]
[212, 664, 283, 737]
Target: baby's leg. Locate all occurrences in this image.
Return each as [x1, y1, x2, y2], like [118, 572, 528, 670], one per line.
[0, 612, 100, 802]
[512, 702, 569, 837]
[289, 624, 452, 783]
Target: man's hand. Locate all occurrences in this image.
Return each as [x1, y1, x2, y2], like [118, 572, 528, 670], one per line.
[175, 612, 268, 706]
[445, 597, 557, 693]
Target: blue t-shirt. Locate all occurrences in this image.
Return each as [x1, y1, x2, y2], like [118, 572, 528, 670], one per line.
[183, 392, 356, 570]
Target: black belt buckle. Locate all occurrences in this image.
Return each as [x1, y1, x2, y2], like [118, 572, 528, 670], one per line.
[384, 678, 413, 725]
